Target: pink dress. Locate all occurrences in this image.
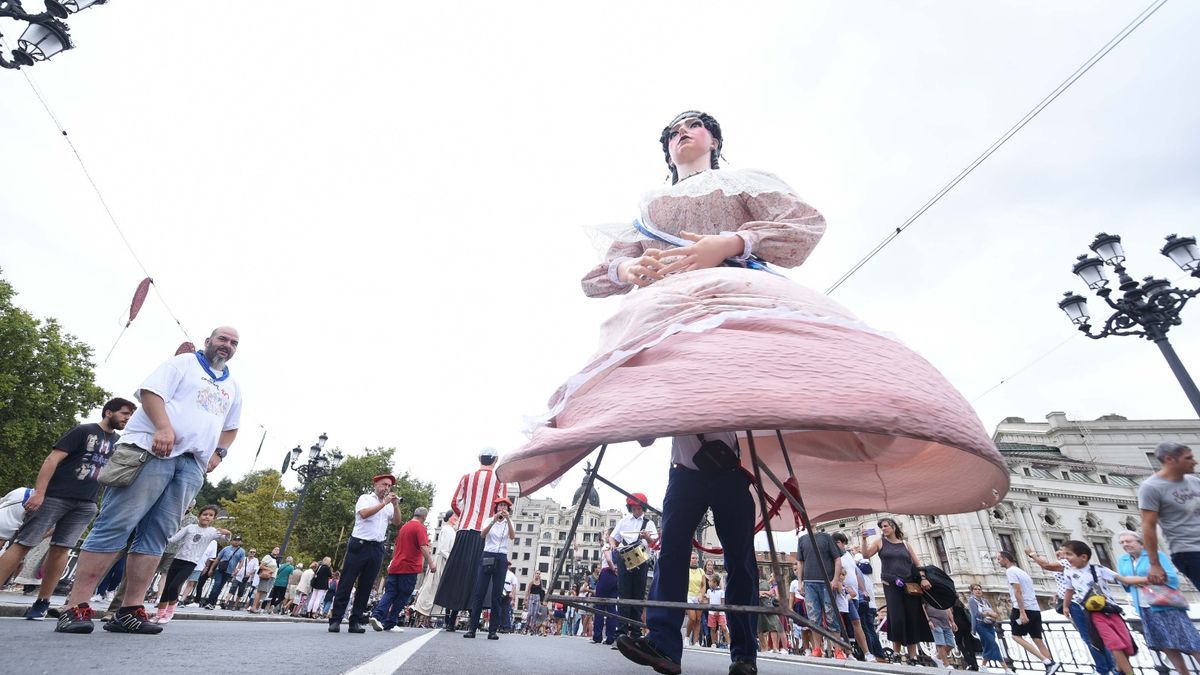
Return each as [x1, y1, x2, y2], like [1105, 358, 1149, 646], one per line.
[496, 169, 1007, 523]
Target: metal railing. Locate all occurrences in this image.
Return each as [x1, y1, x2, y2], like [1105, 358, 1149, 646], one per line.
[984, 618, 1199, 675]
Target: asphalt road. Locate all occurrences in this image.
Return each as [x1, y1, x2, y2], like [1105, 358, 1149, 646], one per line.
[1, 617, 931, 675]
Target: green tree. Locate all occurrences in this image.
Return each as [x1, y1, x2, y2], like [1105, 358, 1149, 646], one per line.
[291, 447, 435, 566]
[221, 470, 294, 555]
[193, 468, 275, 510]
[0, 270, 108, 491]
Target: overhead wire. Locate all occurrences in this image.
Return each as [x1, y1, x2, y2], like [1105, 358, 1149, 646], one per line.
[5, 40, 191, 353]
[823, 0, 1169, 297]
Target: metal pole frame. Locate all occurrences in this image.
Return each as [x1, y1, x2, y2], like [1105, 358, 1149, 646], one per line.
[541, 435, 852, 649]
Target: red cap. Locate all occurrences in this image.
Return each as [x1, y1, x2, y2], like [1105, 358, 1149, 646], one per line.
[626, 492, 648, 509]
[372, 474, 396, 486]
[494, 496, 513, 507]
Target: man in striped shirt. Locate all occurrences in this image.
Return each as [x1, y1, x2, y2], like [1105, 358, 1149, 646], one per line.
[434, 448, 508, 630]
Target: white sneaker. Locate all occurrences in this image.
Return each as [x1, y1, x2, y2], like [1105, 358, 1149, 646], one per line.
[397, 626, 405, 632]
[369, 617, 384, 632]
[90, 594, 104, 603]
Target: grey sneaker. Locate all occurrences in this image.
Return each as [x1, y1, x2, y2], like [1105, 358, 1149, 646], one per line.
[103, 606, 163, 634]
[25, 598, 51, 620]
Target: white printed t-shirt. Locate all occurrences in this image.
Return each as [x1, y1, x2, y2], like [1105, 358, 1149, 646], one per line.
[1063, 564, 1121, 605]
[120, 353, 242, 469]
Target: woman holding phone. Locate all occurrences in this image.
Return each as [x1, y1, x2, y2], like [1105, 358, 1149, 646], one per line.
[861, 518, 932, 665]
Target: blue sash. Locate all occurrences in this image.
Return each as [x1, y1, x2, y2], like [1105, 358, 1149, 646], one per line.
[632, 218, 783, 276]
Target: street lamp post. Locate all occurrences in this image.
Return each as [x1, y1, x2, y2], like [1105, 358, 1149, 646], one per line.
[280, 433, 344, 559]
[0, 0, 108, 69]
[1058, 232, 1200, 416]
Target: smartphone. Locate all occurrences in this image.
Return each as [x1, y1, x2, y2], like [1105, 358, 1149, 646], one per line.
[864, 527, 878, 536]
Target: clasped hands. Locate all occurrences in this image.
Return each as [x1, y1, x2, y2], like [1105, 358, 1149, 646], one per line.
[618, 231, 745, 288]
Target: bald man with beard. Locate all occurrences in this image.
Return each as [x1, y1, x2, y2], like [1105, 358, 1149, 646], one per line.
[56, 327, 244, 636]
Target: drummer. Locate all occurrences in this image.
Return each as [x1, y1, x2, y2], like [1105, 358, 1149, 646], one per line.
[609, 492, 658, 640]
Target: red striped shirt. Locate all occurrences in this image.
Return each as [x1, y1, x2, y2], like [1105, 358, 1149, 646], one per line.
[451, 468, 507, 532]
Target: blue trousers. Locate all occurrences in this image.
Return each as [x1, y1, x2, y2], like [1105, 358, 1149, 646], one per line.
[647, 466, 758, 666]
[330, 537, 384, 625]
[206, 569, 232, 605]
[468, 551, 508, 634]
[1068, 600, 1116, 674]
[859, 601, 885, 657]
[371, 573, 418, 630]
[593, 568, 619, 643]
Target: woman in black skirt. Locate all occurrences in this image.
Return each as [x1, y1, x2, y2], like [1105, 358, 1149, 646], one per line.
[861, 518, 932, 665]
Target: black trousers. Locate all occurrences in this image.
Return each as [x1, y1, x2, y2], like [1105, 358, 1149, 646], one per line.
[330, 536, 385, 624]
[616, 548, 649, 637]
[161, 559, 197, 604]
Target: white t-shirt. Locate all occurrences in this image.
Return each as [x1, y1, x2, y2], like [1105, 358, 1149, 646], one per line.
[609, 514, 658, 546]
[504, 569, 516, 594]
[0, 487, 32, 538]
[1005, 565, 1041, 611]
[240, 557, 260, 582]
[1063, 563, 1121, 605]
[840, 552, 862, 599]
[788, 579, 800, 603]
[836, 585, 851, 612]
[352, 492, 394, 542]
[483, 516, 512, 554]
[708, 587, 725, 616]
[120, 353, 242, 468]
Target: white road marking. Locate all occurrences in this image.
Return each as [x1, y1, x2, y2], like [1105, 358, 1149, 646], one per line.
[342, 629, 440, 675]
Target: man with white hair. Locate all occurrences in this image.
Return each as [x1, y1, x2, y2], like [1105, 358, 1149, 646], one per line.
[371, 506, 435, 632]
[1139, 441, 1199, 589]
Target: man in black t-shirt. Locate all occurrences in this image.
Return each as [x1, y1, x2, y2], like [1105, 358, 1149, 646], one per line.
[796, 530, 844, 657]
[0, 398, 136, 620]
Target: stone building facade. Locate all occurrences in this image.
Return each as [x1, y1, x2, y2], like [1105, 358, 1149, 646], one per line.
[811, 411, 1200, 612]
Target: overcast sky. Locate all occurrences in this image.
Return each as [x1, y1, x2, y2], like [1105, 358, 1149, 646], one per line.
[2, 1, 1197, 521]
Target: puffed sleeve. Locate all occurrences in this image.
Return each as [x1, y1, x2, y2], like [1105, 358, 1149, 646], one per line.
[580, 239, 649, 298]
[735, 170, 826, 269]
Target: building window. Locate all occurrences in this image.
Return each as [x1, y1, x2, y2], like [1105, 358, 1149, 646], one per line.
[548, 517, 555, 525]
[524, 553, 530, 561]
[932, 536, 950, 573]
[540, 546, 550, 556]
[1146, 452, 1161, 469]
[525, 538, 532, 546]
[998, 534, 1018, 566]
[520, 582, 526, 591]
[1092, 541, 1114, 568]
[1108, 475, 1138, 487]
[559, 531, 566, 540]
[1050, 538, 1065, 553]
[538, 562, 548, 573]
[515, 523, 522, 532]
[1023, 467, 1032, 477]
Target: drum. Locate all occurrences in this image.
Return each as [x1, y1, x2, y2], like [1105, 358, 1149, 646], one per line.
[618, 542, 649, 570]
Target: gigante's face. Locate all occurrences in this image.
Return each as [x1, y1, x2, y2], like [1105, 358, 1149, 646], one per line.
[666, 117, 715, 168]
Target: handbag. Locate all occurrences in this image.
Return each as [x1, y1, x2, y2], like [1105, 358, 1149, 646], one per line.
[1141, 584, 1189, 609]
[97, 444, 153, 487]
[904, 581, 924, 596]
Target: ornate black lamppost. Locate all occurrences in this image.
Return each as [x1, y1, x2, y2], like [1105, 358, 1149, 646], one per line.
[280, 433, 343, 559]
[0, 1, 107, 69]
[1058, 233, 1200, 416]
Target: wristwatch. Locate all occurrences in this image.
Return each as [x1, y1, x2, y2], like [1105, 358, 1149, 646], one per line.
[215, 447, 228, 459]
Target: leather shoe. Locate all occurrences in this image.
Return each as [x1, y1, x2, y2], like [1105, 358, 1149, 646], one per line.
[487, 633, 499, 640]
[616, 635, 681, 675]
[463, 630, 477, 638]
[348, 622, 366, 634]
[328, 622, 340, 633]
[729, 662, 758, 675]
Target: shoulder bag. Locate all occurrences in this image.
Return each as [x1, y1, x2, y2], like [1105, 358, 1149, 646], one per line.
[97, 444, 154, 487]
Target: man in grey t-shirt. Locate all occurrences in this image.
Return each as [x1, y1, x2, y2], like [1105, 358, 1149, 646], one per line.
[1139, 441, 1200, 590]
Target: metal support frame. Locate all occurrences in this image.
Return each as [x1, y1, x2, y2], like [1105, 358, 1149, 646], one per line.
[541, 434, 852, 651]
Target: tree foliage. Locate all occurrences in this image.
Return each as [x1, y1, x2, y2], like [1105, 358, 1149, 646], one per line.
[0, 270, 108, 491]
[220, 470, 295, 556]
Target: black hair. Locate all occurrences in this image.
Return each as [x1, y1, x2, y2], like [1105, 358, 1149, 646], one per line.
[199, 504, 220, 517]
[998, 550, 1017, 564]
[877, 517, 904, 540]
[832, 532, 849, 545]
[1062, 540, 1092, 559]
[659, 110, 723, 184]
[103, 397, 137, 416]
[480, 456, 496, 466]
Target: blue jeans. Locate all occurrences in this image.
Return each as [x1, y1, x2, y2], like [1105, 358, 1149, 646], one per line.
[82, 452, 204, 555]
[593, 568, 618, 642]
[804, 581, 840, 637]
[976, 621, 1002, 661]
[646, 466, 758, 666]
[206, 569, 232, 605]
[1172, 551, 1200, 592]
[859, 601, 885, 657]
[1068, 599, 1116, 674]
[468, 551, 508, 634]
[371, 573, 418, 630]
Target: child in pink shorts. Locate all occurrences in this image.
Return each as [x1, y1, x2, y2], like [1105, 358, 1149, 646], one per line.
[1059, 540, 1139, 675]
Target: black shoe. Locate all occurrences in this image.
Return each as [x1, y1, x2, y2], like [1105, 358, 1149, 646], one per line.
[463, 630, 477, 638]
[328, 622, 341, 633]
[103, 606, 163, 634]
[487, 633, 499, 640]
[616, 635, 681, 675]
[25, 598, 51, 620]
[348, 622, 366, 634]
[729, 662, 758, 675]
[604, 638, 616, 645]
[54, 604, 95, 634]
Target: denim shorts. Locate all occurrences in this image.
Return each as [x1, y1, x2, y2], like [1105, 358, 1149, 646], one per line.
[931, 624, 955, 646]
[82, 450, 204, 556]
[14, 495, 98, 548]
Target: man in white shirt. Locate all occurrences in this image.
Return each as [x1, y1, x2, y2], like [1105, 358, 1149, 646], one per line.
[998, 551, 1060, 674]
[609, 492, 659, 640]
[833, 533, 871, 659]
[464, 496, 515, 640]
[58, 327, 243, 637]
[328, 473, 401, 634]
